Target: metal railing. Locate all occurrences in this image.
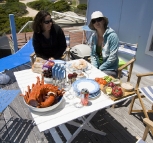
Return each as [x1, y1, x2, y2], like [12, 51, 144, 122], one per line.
[18, 21, 33, 34]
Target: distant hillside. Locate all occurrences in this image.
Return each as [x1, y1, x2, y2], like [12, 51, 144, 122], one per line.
[0, 1, 33, 36]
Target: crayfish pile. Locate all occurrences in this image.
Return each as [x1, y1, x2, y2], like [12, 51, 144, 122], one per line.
[20, 76, 65, 108]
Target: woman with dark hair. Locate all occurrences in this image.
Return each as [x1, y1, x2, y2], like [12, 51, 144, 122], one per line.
[89, 11, 119, 78]
[32, 10, 67, 60]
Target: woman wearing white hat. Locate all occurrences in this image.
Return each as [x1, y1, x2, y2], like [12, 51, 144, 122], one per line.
[89, 11, 119, 78]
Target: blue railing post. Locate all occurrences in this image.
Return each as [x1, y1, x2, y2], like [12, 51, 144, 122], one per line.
[9, 14, 18, 53]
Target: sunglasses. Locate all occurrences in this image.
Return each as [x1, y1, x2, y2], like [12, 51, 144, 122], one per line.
[92, 17, 103, 24]
[43, 19, 53, 24]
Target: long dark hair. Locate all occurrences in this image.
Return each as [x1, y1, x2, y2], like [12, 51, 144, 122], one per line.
[32, 10, 51, 33]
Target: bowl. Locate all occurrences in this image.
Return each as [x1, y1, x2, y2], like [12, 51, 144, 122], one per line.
[44, 77, 53, 84]
[112, 79, 121, 85]
[23, 96, 63, 112]
[76, 71, 87, 79]
[121, 82, 134, 91]
[69, 60, 88, 71]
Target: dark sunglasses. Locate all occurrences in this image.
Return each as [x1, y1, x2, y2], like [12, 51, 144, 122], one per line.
[43, 19, 53, 24]
[92, 17, 103, 24]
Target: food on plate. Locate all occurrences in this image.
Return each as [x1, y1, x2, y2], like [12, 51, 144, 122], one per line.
[42, 67, 52, 78]
[42, 61, 55, 78]
[35, 57, 46, 63]
[77, 72, 85, 77]
[103, 76, 112, 82]
[73, 72, 78, 78]
[95, 77, 107, 85]
[105, 87, 112, 95]
[100, 84, 105, 90]
[68, 73, 73, 79]
[68, 72, 78, 79]
[32, 58, 47, 74]
[107, 82, 115, 87]
[112, 86, 123, 97]
[71, 59, 88, 70]
[20, 77, 64, 108]
[68, 72, 78, 83]
[112, 79, 120, 85]
[121, 82, 134, 91]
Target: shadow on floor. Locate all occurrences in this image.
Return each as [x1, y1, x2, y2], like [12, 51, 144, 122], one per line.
[0, 117, 34, 143]
[43, 108, 138, 143]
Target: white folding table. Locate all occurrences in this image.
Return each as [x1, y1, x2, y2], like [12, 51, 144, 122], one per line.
[14, 61, 136, 143]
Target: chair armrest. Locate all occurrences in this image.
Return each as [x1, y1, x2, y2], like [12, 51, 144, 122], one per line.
[143, 118, 153, 128]
[61, 53, 67, 60]
[30, 52, 36, 65]
[118, 58, 135, 71]
[118, 58, 135, 81]
[136, 72, 153, 77]
[135, 72, 153, 89]
[142, 118, 153, 141]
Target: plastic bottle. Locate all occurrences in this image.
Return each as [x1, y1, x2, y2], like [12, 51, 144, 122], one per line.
[52, 64, 57, 79]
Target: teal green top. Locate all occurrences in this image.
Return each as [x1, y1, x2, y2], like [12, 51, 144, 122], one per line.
[96, 45, 103, 65]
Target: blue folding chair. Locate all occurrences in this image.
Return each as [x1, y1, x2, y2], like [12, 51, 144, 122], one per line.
[82, 25, 93, 44]
[0, 38, 34, 72]
[0, 89, 20, 115]
[118, 41, 138, 82]
[129, 72, 153, 118]
[0, 89, 21, 142]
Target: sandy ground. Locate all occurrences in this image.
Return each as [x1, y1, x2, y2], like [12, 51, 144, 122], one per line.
[19, 0, 38, 17]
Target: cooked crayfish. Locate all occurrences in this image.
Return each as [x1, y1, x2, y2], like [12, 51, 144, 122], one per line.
[20, 76, 65, 108]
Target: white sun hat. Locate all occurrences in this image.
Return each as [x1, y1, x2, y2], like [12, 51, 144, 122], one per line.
[89, 11, 108, 30]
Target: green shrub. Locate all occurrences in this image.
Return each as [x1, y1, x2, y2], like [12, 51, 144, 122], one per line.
[15, 17, 33, 32]
[77, 4, 87, 10]
[6, 0, 19, 2]
[74, 9, 86, 16]
[27, 0, 70, 12]
[27, 0, 54, 12]
[0, 1, 32, 36]
[53, 0, 70, 12]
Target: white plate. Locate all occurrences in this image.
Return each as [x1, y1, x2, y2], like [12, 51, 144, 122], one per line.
[72, 79, 99, 94]
[23, 96, 63, 112]
[76, 71, 88, 79]
[68, 63, 92, 72]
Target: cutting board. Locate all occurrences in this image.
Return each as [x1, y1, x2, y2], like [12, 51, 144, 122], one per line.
[101, 85, 135, 101]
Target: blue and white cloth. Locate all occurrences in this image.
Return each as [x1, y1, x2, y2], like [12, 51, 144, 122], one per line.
[0, 73, 10, 84]
[139, 86, 153, 103]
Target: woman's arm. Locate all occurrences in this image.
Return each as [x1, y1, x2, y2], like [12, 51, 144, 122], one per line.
[99, 33, 119, 70]
[54, 27, 67, 59]
[32, 33, 47, 59]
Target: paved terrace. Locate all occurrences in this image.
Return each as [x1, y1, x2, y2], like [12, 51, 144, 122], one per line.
[1, 28, 153, 143]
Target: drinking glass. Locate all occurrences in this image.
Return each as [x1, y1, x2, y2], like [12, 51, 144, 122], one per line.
[63, 80, 74, 100]
[73, 90, 89, 108]
[73, 93, 84, 108]
[74, 100, 84, 108]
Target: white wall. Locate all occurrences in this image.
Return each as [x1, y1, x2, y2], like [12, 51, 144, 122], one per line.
[87, 0, 153, 73]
